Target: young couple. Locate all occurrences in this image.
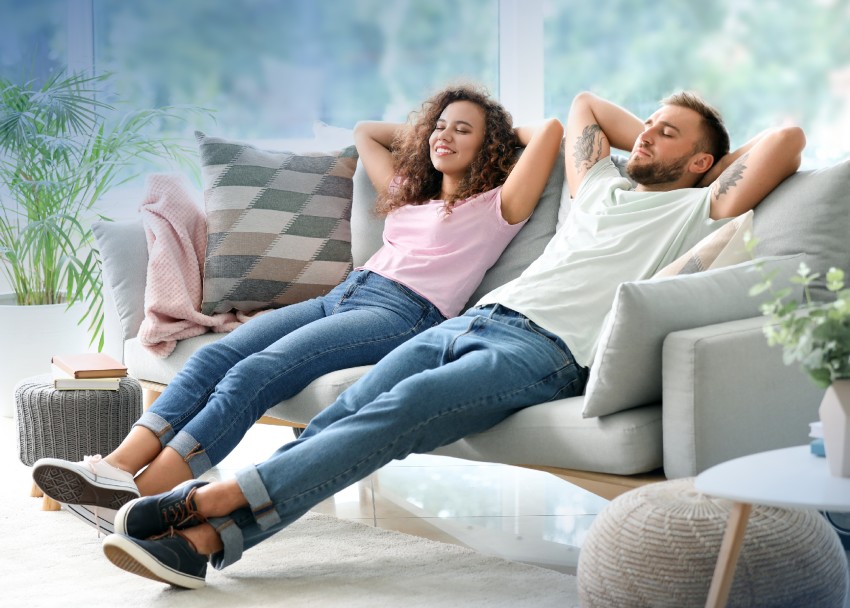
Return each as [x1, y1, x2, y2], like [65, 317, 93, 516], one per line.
[33, 83, 805, 588]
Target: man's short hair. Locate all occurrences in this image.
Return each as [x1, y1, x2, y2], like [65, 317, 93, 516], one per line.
[661, 91, 730, 162]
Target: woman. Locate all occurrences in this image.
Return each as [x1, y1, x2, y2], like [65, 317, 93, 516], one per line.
[33, 83, 564, 528]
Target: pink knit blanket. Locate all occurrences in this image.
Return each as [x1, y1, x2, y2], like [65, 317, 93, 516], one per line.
[137, 174, 254, 357]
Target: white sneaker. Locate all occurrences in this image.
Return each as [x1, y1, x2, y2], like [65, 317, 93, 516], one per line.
[65, 503, 116, 536]
[33, 455, 140, 510]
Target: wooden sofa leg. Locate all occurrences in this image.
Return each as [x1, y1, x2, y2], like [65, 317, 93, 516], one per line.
[31, 482, 61, 511]
[139, 381, 166, 411]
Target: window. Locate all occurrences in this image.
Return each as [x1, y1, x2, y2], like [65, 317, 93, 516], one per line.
[92, 0, 500, 143]
[0, 0, 67, 85]
[3, 1, 846, 164]
[543, 0, 850, 165]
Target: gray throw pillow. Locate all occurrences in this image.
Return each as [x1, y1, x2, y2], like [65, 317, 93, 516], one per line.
[196, 131, 359, 314]
[582, 255, 804, 419]
[753, 159, 850, 301]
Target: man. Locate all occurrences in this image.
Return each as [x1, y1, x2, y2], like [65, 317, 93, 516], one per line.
[98, 91, 805, 588]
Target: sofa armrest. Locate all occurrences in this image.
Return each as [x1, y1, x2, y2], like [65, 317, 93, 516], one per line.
[661, 316, 823, 479]
[92, 219, 149, 362]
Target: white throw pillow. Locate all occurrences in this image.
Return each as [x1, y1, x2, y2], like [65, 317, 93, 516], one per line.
[653, 210, 753, 277]
[581, 254, 804, 419]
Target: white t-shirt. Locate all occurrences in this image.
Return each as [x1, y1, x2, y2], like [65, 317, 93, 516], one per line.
[478, 157, 723, 367]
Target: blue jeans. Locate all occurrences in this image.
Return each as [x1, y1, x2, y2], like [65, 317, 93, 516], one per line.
[134, 270, 445, 475]
[208, 304, 589, 568]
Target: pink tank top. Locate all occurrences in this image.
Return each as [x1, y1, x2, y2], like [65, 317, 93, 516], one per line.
[360, 186, 526, 318]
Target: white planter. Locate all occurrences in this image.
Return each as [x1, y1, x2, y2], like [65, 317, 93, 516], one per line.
[0, 294, 92, 418]
[819, 379, 850, 478]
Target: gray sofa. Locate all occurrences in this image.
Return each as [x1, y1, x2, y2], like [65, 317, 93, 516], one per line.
[93, 155, 850, 499]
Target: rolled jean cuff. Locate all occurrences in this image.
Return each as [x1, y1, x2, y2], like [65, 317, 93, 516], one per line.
[235, 465, 281, 530]
[208, 516, 243, 570]
[132, 411, 174, 446]
[165, 430, 213, 478]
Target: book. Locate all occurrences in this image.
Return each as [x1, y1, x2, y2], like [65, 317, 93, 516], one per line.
[51, 365, 121, 390]
[51, 352, 128, 379]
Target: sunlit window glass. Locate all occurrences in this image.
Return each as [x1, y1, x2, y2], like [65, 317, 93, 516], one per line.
[0, 0, 67, 85]
[93, 0, 499, 144]
[543, 0, 850, 165]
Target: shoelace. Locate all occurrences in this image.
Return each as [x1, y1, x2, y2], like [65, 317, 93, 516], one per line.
[83, 454, 105, 473]
[82, 455, 106, 538]
[150, 527, 204, 555]
[160, 487, 208, 529]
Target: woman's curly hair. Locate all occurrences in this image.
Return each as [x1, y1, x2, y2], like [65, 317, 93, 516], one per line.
[376, 83, 520, 215]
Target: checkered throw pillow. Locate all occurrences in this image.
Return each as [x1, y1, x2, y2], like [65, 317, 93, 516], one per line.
[196, 131, 359, 314]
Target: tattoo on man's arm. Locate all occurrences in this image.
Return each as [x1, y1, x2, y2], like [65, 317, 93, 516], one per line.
[573, 124, 604, 171]
[713, 152, 749, 198]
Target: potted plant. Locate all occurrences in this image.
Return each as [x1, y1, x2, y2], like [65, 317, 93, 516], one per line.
[751, 248, 850, 476]
[0, 71, 196, 416]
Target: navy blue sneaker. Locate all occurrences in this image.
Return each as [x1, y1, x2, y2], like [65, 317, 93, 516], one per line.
[102, 531, 207, 589]
[114, 479, 208, 539]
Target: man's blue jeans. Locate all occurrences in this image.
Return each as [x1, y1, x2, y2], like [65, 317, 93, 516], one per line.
[209, 304, 589, 568]
[134, 270, 446, 475]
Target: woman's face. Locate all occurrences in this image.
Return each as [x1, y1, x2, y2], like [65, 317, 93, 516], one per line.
[428, 100, 487, 179]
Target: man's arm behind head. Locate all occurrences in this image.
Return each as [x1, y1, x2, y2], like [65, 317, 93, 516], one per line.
[564, 92, 643, 198]
[704, 126, 807, 219]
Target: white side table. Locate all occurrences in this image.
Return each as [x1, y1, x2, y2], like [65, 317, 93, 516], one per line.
[695, 445, 850, 608]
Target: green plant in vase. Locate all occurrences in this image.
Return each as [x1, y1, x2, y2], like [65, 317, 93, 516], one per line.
[0, 71, 198, 347]
[748, 235, 850, 476]
[751, 259, 850, 388]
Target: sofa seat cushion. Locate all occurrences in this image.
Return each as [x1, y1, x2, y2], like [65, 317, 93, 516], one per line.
[130, 328, 662, 476]
[431, 398, 662, 475]
[267, 379, 662, 475]
[125, 334, 223, 386]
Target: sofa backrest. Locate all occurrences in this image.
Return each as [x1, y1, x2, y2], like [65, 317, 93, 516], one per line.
[351, 148, 566, 311]
[753, 158, 850, 301]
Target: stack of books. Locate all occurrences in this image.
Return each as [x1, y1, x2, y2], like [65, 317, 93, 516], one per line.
[50, 353, 128, 391]
[809, 421, 825, 457]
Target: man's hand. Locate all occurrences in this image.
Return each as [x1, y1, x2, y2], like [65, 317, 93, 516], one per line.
[564, 92, 642, 198]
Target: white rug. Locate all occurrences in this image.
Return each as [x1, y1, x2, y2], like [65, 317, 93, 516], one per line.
[2, 491, 580, 607]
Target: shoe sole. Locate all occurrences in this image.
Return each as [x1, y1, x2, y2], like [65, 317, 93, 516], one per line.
[113, 499, 136, 536]
[65, 503, 117, 535]
[33, 461, 139, 509]
[102, 535, 206, 589]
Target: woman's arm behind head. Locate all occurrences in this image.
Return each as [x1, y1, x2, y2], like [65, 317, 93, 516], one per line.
[353, 121, 407, 198]
[500, 117, 564, 225]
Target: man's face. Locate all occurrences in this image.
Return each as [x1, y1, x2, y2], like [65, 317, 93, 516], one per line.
[626, 105, 706, 187]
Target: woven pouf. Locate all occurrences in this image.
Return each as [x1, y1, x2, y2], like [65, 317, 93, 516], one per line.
[577, 477, 848, 607]
[13, 373, 142, 466]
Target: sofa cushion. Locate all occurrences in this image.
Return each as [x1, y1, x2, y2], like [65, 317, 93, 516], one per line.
[582, 254, 804, 419]
[196, 131, 359, 315]
[350, 149, 565, 311]
[753, 159, 850, 301]
[124, 333, 222, 385]
[653, 210, 753, 278]
[92, 219, 149, 343]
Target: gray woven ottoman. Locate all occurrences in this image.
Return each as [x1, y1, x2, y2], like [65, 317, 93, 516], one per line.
[13, 374, 142, 509]
[577, 477, 848, 607]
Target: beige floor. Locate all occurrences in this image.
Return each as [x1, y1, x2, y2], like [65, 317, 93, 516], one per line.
[3, 415, 607, 575]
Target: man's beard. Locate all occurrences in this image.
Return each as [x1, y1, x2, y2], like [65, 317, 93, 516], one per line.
[626, 151, 691, 187]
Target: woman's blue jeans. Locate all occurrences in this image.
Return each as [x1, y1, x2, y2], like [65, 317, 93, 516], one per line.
[208, 304, 589, 569]
[134, 270, 446, 475]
